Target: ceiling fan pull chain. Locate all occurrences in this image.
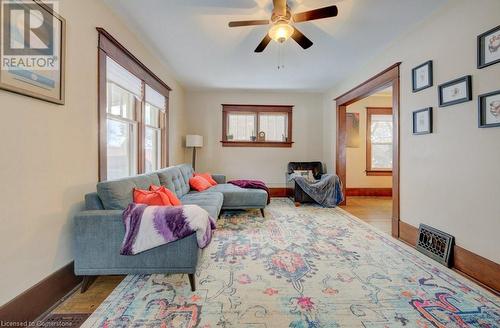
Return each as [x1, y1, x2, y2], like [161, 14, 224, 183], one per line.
[277, 43, 285, 70]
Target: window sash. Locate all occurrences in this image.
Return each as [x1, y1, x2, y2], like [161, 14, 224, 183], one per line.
[106, 116, 138, 180]
[222, 105, 293, 147]
[366, 107, 393, 173]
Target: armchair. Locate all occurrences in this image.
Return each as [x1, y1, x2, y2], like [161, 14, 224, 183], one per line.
[286, 162, 324, 204]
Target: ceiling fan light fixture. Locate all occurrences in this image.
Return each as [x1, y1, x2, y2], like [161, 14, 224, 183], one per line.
[268, 21, 294, 43]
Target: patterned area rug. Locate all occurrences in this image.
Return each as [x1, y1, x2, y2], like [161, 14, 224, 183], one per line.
[82, 199, 499, 327]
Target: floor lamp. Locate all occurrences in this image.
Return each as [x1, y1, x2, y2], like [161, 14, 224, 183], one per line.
[186, 135, 203, 170]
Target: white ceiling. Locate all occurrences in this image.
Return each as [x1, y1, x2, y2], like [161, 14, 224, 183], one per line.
[104, 0, 448, 92]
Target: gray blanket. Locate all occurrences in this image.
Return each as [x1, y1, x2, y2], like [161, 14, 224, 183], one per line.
[289, 173, 344, 208]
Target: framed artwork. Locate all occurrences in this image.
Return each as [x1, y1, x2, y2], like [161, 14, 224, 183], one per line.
[477, 25, 500, 69]
[413, 107, 433, 135]
[478, 90, 500, 128]
[346, 112, 360, 148]
[412, 60, 433, 92]
[0, 0, 66, 104]
[438, 75, 472, 107]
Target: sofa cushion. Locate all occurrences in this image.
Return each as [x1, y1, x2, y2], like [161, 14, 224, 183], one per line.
[176, 164, 195, 187]
[157, 166, 190, 198]
[205, 184, 268, 208]
[97, 173, 161, 210]
[180, 192, 223, 218]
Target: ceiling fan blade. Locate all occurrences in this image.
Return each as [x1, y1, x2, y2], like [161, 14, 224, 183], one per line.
[291, 28, 313, 49]
[293, 5, 338, 23]
[228, 19, 269, 27]
[255, 34, 272, 53]
[273, 0, 287, 17]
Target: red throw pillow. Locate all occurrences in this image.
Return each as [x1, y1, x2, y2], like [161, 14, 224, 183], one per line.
[150, 185, 182, 206]
[189, 176, 212, 192]
[194, 173, 218, 186]
[133, 188, 172, 206]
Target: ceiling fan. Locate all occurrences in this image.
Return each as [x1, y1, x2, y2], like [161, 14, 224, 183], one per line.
[228, 0, 338, 52]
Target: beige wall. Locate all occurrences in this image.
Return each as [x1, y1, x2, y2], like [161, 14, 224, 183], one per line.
[346, 95, 392, 188]
[324, 0, 500, 262]
[0, 0, 186, 306]
[184, 90, 324, 187]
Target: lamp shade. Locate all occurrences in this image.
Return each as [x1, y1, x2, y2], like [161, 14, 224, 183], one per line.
[186, 135, 203, 148]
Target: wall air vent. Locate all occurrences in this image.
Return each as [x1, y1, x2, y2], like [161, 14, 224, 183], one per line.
[416, 224, 454, 267]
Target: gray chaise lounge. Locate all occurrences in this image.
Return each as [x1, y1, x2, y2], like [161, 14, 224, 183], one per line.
[74, 164, 267, 292]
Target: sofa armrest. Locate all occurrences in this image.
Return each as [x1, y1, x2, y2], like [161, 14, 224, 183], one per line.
[212, 174, 226, 184]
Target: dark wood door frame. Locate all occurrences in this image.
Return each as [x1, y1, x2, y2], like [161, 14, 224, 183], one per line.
[335, 63, 401, 238]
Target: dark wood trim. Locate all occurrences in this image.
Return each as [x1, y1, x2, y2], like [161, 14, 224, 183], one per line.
[222, 104, 293, 147]
[97, 28, 170, 181]
[399, 221, 500, 294]
[335, 63, 401, 105]
[222, 104, 293, 111]
[0, 262, 82, 322]
[335, 63, 401, 238]
[346, 188, 392, 197]
[366, 107, 393, 174]
[97, 27, 171, 95]
[366, 170, 392, 176]
[269, 187, 293, 197]
[221, 141, 293, 148]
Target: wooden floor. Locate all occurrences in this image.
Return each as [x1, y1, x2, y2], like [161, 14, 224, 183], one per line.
[44, 196, 392, 323]
[340, 196, 392, 234]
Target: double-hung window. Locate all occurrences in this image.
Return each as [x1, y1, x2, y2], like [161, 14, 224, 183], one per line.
[366, 107, 393, 176]
[222, 105, 293, 147]
[98, 28, 170, 181]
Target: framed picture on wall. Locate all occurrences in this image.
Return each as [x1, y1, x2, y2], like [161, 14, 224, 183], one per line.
[0, 0, 66, 104]
[413, 107, 433, 135]
[412, 60, 433, 92]
[438, 75, 472, 107]
[477, 25, 500, 69]
[478, 90, 500, 128]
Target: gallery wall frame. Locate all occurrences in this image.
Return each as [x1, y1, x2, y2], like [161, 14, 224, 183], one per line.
[412, 60, 433, 93]
[477, 25, 500, 69]
[478, 90, 500, 128]
[412, 107, 433, 135]
[438, 75, 472, 107]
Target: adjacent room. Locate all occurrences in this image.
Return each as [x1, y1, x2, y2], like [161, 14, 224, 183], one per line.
[0, 0, 499, 327]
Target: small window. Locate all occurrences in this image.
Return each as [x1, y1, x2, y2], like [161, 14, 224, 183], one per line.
[222, 105, 293, 147]
[366, 107, 393, 176]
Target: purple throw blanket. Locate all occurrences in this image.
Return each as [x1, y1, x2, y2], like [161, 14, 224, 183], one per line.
[228, 179, 270, 204]
[120, 203, 216, 255]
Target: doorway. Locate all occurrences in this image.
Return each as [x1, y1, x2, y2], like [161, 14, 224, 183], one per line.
[335, 63, 400, 238]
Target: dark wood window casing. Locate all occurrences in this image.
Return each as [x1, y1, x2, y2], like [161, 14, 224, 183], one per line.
[97, 28, 171, 181]
[221, 104, 293, 148]
[366, 107, 393, 176]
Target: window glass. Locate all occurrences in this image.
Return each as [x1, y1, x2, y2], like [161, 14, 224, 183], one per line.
[227, 113, 256, 141]
[259, 112, 288, 141]
[145, 103, 160, 128]
[106, 119, 137, 180]
[145, 127, 160, 173]
[370, 114, 393, 169]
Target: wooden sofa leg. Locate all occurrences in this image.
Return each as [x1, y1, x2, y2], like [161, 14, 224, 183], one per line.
[260, 208, 265, 217]
[188, 273, 196, 292]
[81, 276, 96, 293]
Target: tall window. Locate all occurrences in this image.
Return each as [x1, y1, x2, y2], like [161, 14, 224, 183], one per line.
[98, 28, 170, 181]
[222, 105, 293, 147]
[366, 107, 393, 176]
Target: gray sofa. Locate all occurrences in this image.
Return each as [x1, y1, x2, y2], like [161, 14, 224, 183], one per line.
[74, 164, 267, 292]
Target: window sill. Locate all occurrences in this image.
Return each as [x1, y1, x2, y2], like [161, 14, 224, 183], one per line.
[221, 141, 293, 148]
[366, 170, 392, 176]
